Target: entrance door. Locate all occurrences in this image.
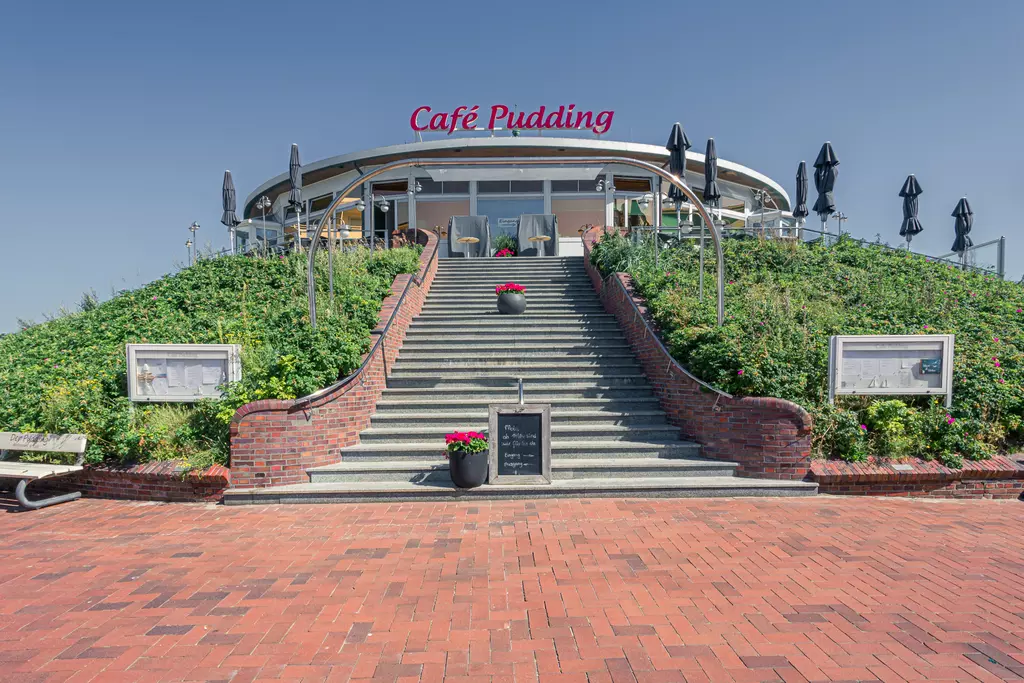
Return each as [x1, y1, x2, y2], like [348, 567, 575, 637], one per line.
[477, 197, 545, 249]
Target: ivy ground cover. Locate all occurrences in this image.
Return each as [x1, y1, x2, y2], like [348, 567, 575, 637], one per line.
[0, 247, 421, 469]
[590, 232, 1024, 467]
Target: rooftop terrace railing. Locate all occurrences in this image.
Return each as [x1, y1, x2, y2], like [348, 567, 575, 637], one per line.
[629, 224, 1007, 279]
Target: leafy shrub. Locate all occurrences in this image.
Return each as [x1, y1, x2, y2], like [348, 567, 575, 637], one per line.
[0, 246, 422, 467]
[493, 234, 518, 256]
[591, 231, 1023, 465]
[493, 234, 518, 255]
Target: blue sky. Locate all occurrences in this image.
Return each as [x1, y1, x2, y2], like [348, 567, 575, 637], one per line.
[2, 0, 1022, 331]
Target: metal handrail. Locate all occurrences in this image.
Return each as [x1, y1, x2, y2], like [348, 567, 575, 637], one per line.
[296, 237, 437, 408]
[306, 156, 726, 328]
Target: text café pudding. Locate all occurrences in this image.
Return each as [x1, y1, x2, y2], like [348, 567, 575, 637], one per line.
[410, 104, 614, 136]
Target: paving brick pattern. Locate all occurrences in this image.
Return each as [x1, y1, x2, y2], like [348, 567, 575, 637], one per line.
[3, 496, 1024, 681]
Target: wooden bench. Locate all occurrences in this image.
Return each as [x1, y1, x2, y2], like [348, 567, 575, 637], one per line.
[0, 433, 87, 510]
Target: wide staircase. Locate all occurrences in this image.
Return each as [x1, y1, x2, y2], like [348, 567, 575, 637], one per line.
[227, 256, 815, 503]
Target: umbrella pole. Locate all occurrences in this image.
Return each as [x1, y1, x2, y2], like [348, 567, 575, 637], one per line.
[328, 213, 335, 313]
[699, 217, 705, 302]
[654, 222, 659, 268]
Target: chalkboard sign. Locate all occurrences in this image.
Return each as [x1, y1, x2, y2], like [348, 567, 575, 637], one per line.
[488, 404, 551, 484]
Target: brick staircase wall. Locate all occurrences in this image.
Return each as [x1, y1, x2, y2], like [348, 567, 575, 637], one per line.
[582, 227, 813, 480]
[229, 231, 440, 489]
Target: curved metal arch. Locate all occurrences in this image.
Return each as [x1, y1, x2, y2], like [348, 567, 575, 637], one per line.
[307, 156, 725, 328]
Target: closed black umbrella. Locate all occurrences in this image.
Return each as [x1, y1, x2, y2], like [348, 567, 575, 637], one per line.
[951, 197, 973, 267]
[812, 142, 839, 235]
[287, 144, 302, 250]
[793, 161, 809, 221]
[666, 122, 691, 209]
[221, 170, 240, 253]
[703, 138, 721, 209]
[898, 174, 923, 248]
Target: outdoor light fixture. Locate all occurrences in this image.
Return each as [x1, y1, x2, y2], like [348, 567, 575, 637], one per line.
[415, 181, 422, 193]
[595, 179, 604, 192]
[185, 239, 193, 266]
[380, 201, 389, 214]
[639, 194, 651, 210]
[356, 199, 366, 212]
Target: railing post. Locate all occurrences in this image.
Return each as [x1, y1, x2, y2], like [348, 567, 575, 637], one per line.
[998, 236, 1006, 280]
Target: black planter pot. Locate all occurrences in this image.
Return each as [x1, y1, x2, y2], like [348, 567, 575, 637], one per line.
[448, 449, 489, 488]
[496, 291, 527, 315]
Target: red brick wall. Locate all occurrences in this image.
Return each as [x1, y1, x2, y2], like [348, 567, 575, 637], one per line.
[228, 231, 440, 489]
[583, 227, 812, 480]
[29, 462, 229, 503]
[812, 456, 1024, 498]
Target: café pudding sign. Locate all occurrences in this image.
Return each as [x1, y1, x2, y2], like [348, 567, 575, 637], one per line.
[410, 104, 614, 136]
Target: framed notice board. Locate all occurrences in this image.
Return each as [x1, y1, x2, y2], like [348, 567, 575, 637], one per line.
[127, 343, 242, 403]
[488, 404, 552, 484]
[828, 334, 954, 408]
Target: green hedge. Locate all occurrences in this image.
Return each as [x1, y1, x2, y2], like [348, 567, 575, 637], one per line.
[0, 247, 422, 469]
[590, 232, 1023, 467]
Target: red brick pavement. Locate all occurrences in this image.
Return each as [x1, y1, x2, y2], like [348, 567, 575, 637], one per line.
[1, 496, 1023, 682]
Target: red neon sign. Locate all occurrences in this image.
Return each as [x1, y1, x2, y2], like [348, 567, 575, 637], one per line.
[410, 104, 614, 136]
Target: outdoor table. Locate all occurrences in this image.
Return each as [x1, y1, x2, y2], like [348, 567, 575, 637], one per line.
[457, 237, 480, 244]
[528, 235, 552, 242]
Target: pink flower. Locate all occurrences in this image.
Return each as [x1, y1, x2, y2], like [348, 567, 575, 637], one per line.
[737, 370, 744, 376]
[151, 296, 158, 301]
[859, 424, 867, 431]
[994, 337, 1000, 343]
[995, 361, 1001, 367]
[923, 325, 929, 330]
[999, 379, 1006, 384]
[946, 415, 955, 425]
[1017, 308, 1022, 314]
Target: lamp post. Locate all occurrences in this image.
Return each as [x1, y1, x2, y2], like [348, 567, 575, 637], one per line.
[185, 239, 193, 267]
[188, 222, 199, 263]
[832, 211, 848, 238]
[407, 180, 422, 245]
[255, 196, 271, 255]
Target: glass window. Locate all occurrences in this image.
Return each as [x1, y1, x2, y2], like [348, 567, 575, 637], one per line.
[372, 180, 407, 195]
[613, 176, 652, 192]
[416, 199, 470, 232]
[551, 180, 580, 193]
[442, 181, 469, 194]
[510, 180, 543, 193]
[416, 177, 442, 194]
[477, 180, 510, 194]
[309, 194, 333, 213]
[552, 198, 605, 236]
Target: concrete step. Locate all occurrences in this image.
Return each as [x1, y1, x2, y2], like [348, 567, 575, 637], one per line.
[407, 327, 622, 339]
[306, 457, 737, 483]
[386, 375, 650, 389]
[379, 387, 655, 400]
[223, 476, 818, 504]
[390, 359, 640, 372]
[337, 439, 700, 461]
[393, 357, 638, 368]
[372, 397, 662, 413]
[399, 339, 633, 350]
[356, 423, 681, 444]
[402, 331, 627, 342]
[415, 310, 607, 319]
[396, 349, 636, 361]
[369, 410, 667, 428]
[428, 284, 592, 292]
[419, 300, 604, 309]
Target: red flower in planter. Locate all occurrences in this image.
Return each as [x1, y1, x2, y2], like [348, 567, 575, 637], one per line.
[495, 283, 526, 295]
[495, 248, 515, 257]
[444, 431, 488, 457]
